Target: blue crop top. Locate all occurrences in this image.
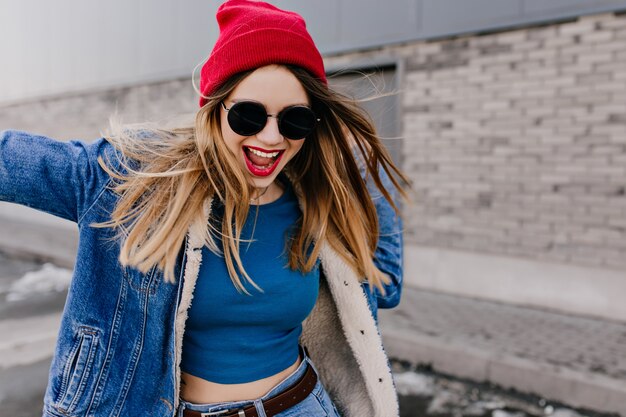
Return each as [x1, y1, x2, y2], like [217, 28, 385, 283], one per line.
[180, 181, 320, 383]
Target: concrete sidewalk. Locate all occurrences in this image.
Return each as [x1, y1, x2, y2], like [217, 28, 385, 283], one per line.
[379, 287, 626, 416]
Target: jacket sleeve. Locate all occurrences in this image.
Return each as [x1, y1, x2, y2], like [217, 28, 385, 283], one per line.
[371, 168, 403, 309]
[360, 161, 404, 321]
[0, 129, 114, 224]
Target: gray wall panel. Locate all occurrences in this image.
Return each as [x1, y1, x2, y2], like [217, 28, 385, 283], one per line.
[417, 0, 521, 38]
[522, 0, 625, 14]
[339, 0, 420, 45]
[312, 0, 626, 54]
[272, 0, 340, 47]
[422, 0, 522, 33]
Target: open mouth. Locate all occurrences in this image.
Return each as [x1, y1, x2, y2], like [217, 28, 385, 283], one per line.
[242, 146, 285, 177]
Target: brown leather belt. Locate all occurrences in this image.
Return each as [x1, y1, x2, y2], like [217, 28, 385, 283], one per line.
[182, 363, 317, 417]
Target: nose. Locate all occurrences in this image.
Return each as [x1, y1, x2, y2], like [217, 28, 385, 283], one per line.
[255, 115, 283, 146]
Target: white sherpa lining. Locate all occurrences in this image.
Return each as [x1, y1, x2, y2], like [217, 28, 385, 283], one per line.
[172, 197, 399, 416]
[173, 198, 211, 409]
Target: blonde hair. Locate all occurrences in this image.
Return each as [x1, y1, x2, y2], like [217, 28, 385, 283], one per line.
[93, 65, 408, 296]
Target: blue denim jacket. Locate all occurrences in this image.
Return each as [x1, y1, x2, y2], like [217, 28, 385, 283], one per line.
[0, 130, 403, 417]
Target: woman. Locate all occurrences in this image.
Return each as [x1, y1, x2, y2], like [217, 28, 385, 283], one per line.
[0, 1, 407, 416]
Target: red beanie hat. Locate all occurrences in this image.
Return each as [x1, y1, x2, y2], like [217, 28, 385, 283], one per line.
[198, 0, 327, 107]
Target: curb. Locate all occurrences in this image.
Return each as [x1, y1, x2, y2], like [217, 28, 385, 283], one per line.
[380, 327, 626, 416]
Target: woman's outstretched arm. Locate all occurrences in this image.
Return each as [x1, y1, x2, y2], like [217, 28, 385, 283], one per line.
[0, 130, 113, 224]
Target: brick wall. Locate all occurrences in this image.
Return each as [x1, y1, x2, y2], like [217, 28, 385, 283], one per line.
[406, 13, 626, 270]
[327, 12, 626, 270]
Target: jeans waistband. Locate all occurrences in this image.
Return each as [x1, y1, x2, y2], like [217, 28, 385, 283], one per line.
[178, 344, 317, 414]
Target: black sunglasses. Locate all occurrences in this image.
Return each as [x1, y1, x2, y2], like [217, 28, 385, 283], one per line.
[221, 101, 319, 140]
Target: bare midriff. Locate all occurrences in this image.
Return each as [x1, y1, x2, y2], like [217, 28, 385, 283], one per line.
[179, 354, 302, 403]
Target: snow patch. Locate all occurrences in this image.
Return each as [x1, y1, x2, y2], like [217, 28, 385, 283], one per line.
[394, 371, 436, 396]
[551, 408, 588, 417]
[493, 410, 525, 417]
[6, 263, 72, 302]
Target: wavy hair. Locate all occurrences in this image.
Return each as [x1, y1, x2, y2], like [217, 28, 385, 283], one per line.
[93, 65, 409, 296]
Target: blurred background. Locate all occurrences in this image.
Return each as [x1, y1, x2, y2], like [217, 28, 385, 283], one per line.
[1, 1, 625, 416]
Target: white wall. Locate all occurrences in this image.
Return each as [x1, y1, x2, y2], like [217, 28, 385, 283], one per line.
[0, 0, 219, 104]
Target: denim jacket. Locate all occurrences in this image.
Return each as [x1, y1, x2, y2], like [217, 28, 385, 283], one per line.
[0, 130, 403, 417]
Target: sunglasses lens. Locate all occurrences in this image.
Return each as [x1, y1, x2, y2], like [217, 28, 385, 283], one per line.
[227, 101, 267, 136]
[279, 107, 317, 139]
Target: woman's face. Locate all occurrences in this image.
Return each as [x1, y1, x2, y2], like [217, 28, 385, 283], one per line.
[220, 65, 309, 190]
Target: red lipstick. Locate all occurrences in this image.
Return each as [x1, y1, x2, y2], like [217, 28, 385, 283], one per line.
[242, 146, 285, 177]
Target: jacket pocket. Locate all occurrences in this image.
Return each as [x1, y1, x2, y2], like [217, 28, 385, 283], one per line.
[53, 326, 100, 415]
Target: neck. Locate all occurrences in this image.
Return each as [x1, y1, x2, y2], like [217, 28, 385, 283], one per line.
[250, 181, 284, 205]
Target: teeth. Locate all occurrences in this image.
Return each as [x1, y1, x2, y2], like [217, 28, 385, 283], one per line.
[248, 148, 280, 158]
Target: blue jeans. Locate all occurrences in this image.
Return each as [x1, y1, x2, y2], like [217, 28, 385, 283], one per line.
[176, 345, 342, 416]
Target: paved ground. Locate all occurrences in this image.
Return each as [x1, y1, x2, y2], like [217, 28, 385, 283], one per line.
[380, 287, 626, 416]
[392, 362, 608, 417]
